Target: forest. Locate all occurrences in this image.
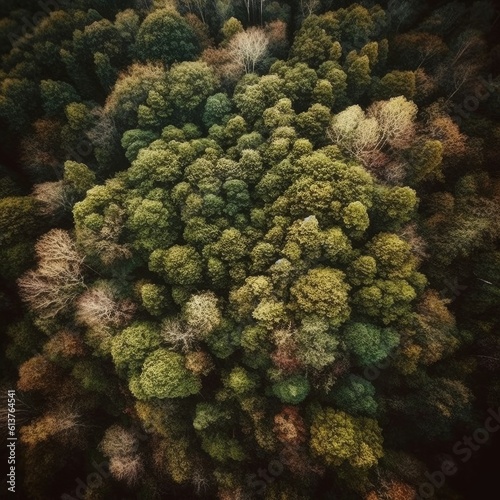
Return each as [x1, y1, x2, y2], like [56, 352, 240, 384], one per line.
[0, 0, 499, 498]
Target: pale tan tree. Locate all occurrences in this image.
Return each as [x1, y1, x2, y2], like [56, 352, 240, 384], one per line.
[100, 424, 144, 486]
[184, 292, 221, 336]
[367, 96, 417, 150]
[299, 0, 320, 18]
[161, 317, 198, 352]
[329, 96, 417, 169]
[32, 181, 73, 216]
[328, 105, 380, 164]
[109, 455, 144, 486]
[18, 230, 85, 319]
[228, 27, 269, 74]
[76, 283, 136, 328]
[99, 424, 140, 457]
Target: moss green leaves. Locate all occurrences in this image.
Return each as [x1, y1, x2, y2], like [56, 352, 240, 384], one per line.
[344, 322, 400, 367]
[138, 348, 201, 399]
[291, 267, 351, 325]
[136, 10, 200, 65]
[310, 408, 383, 468]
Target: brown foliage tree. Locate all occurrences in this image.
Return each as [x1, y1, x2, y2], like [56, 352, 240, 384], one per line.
[17, 355, 63, 393]
[273, 406, 307, 445]
[271, 327, 303, 375]
[43, 330, 86, 361]
[20, 408, 82, 448]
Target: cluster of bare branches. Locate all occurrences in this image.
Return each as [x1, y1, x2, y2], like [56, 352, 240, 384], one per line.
[299, 0, 320, 18]
[18, 229, 85, 319]
[161, 292, 221, 352]
[228, 27, 269, 74]
[328, 96, 417, 181]
[32, 181, 74, 216]
[99, 424, 143, 486]
[76, 284, 136, 328]
[161, 317, 198, 353]
[181, 0, 208, 23]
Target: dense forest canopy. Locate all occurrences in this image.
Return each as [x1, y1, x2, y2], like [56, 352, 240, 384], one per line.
[0, 1, 499, 499]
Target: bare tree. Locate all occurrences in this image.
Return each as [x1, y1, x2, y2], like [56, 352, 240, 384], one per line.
[161, 297, 223, 352]
[299, 0, 320, 18]
[367, 96, 417, 150]
[76, 284, 136, 328]
[180, 0, 208, 24]
[161, 317, 198, 353]
[192, 468, 211, 495]
[99, 424, 140, 457]
[441, 63, 479, 105]
[18, 230, 85, 319]
[109, 455, 144, 486]
[32, 181, 74, 216]
[328, 97, 417, 176]
[184, 292, 221, 336]
[328, 105, 379, 163]
[99, 424, 144, 486]
[228, 27, 269, 74]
